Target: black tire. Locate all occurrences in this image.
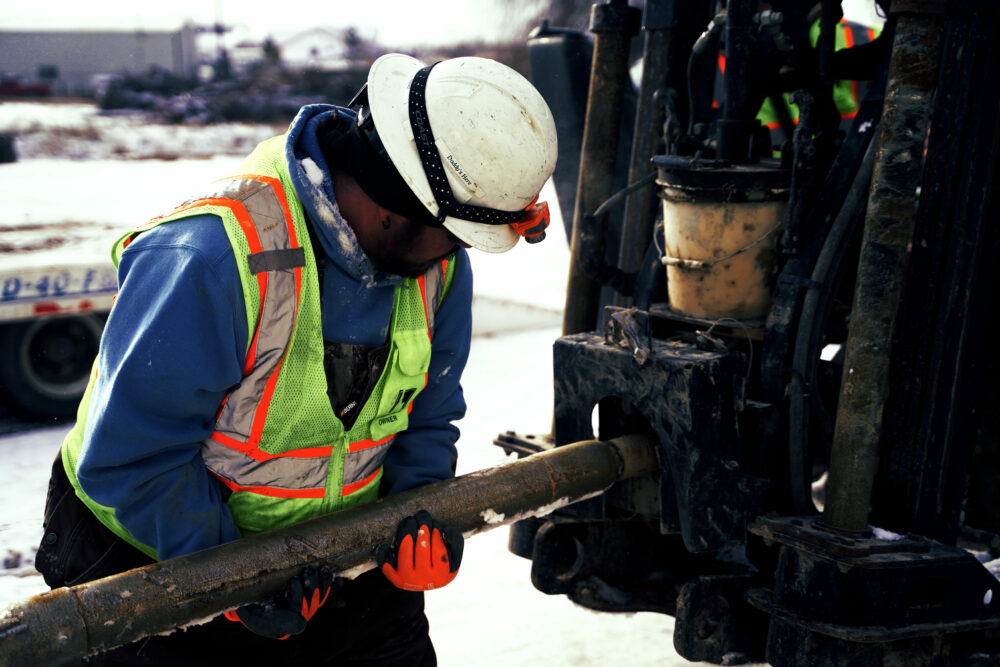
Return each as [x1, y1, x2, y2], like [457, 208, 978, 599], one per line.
[0, 314, 104, 419]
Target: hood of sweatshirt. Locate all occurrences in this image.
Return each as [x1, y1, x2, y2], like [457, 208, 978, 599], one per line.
[284, 103, 406, 290]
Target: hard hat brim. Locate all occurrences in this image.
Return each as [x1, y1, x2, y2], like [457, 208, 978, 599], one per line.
[366, 53, 521, 254]
[443, 217, 519, 253]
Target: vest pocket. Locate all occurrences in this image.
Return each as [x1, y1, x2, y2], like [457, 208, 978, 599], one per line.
[372, 331, 431, 430]
[370, 409, 409, 441]
[392, 329, 431, 376]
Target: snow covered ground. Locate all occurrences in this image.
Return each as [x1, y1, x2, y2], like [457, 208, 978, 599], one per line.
[0, 101, 283, 161]
[0, 331, 696, 666]
[0, 102, 707, 665]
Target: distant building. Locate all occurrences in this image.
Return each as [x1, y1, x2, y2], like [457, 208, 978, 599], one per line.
[229, 40, 267, 73]
[0, 25, 198, 96]
[280, 28, 350, 70]
[278, 27, 382, 71]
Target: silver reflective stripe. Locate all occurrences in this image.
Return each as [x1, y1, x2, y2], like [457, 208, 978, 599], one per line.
[210, 177, 301, 440]
[203, 440, 329, 491]
[343, 438, 394, 487]
[423, 260, 445, 334]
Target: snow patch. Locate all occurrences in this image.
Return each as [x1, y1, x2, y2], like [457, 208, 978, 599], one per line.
[871, 526, 905, 541]
[301, 157, 326, 188]
[155, 613, 223, 636]
[338, 560, 376, 580]
[465, 497, 577, 538]
[0, 103, 280, 161]
[480, 509, 506, 524]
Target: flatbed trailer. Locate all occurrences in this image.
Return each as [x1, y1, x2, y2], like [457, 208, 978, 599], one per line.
[0, 220, 123, 418]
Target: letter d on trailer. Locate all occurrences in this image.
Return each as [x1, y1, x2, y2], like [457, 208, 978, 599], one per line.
[0, 262, 116, 418]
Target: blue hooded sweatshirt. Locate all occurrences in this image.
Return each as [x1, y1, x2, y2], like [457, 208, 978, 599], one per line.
[74, 105, 473, 561]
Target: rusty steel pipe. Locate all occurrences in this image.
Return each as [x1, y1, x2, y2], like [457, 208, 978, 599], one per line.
[0, 433, 658, 665]
[615, 4, 672, 293]
[563, 0, 641, 335]
[821, 13, 944, 533]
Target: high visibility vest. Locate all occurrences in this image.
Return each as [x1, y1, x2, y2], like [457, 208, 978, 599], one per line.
[756, 18, 880, 131]
[712, 18, 880, 142]
[61, 134, 456, 558]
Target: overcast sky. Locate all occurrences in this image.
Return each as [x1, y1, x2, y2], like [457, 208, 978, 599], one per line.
[0, 0, 527, 48]
[0, 0, 884, 48]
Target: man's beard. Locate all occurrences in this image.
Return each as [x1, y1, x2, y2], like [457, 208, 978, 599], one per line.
[371, 219, 457, 277]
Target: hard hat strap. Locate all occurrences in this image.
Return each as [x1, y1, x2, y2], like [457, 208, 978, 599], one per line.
[408, 64, 530, 227]
[319, 111, 443, 229]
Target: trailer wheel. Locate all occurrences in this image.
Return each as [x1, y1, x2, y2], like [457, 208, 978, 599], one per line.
[0, 315, 104, 419]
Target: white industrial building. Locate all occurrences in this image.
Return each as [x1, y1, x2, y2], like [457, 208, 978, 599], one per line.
[0, 25, 199, 96]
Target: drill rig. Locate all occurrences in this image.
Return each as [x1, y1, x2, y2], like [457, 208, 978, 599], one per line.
[3, 2, 1000, 665]
[509, 0, 1000, 663]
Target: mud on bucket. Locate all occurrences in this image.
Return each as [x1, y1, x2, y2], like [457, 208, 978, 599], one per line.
[653, 156, 790, 322]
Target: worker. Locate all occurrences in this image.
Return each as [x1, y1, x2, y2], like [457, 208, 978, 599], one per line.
[755, 13, 881, 146]
[709, 6, 882, 151]
[34, 53, 557, 666]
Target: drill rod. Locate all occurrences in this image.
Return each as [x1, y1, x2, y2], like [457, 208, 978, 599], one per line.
[0, 433, 658, 665]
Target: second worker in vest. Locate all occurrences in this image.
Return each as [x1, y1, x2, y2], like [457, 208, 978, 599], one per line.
[36, 54, 557, 666]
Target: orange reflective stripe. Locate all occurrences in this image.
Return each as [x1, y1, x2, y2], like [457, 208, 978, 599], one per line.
[243, 323, 261, 376]
[210, 430, 255, 454]
[167, 198, 265, 254]
[342, 468, 381, 496]
[212, 473, 326, 499]
[417, 273, 431, 342]
[226, 175, 292, 225]
[227, 174, 305, 339]
[204, 182, 444, 501]
[161, 196, 270, 380]
[225, 174, 299, 243]
[211, 432, 393, 459]
[843, 19, 856, 48]
[198, 177, 302, 451]
[845, 22, 860, 120]
[248, 350, 282, 447]
[348, 433, 395, 453]
[122, 215, 172, 248]
[343, 437, 393, 489]
[417, 273, 431, 387]
[210, 432, 336, 461]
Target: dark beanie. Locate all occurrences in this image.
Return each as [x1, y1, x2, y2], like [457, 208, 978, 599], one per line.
[316, 113, 442, 228]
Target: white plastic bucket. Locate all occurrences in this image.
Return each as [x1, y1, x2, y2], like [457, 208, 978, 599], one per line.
[654, 157, 790, 322]
[660, 194, 786, 320]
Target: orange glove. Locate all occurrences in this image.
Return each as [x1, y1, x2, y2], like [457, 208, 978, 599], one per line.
[224, 565, 335, 640]
[377, 510, 464, 591]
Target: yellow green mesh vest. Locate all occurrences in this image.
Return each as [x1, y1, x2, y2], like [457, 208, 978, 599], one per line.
[758, 18, 881, 129]
[61, 135, 456, 559]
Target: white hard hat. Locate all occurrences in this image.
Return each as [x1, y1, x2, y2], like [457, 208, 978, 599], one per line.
[363, 53, 558, 253]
